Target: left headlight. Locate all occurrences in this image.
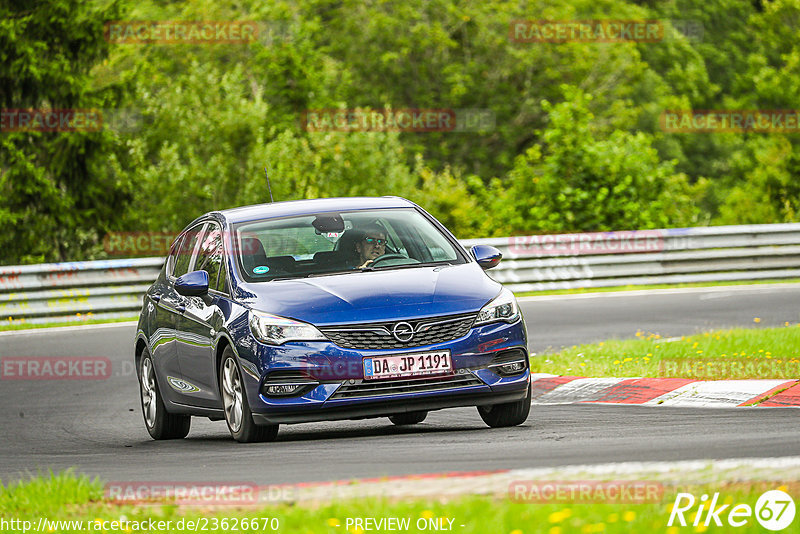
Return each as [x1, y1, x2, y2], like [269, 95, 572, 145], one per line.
[249, 310, 327, 345]
[474, 287, 520, 325]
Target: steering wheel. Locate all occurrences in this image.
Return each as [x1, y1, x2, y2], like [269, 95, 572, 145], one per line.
[366, 253, 411, 267]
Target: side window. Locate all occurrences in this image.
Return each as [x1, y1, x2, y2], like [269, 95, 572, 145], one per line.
[413, 224, 458, 262]
[173, 223, 205, 279]
[166, 234, 185, 277]
[216, 257, 228, 293]
[195, 225, 225, 293]
[378, 220, 408, 256]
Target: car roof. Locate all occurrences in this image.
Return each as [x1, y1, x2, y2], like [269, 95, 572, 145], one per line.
[215, 196, 417, 224]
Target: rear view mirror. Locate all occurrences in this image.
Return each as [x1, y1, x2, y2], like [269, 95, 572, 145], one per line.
[312, 213, 345, 234]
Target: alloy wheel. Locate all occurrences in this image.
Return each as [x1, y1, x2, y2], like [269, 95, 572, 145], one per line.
[222, 357, 243, 432]
[140, 357, 157, 428]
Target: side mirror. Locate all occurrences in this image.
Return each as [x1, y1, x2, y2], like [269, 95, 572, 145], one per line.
[471, 245, 502, 270]
[175, 270, 209, 296]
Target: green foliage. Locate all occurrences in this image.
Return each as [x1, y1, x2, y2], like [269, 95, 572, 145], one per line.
[716, 135, 800, 224]
[491, 87, 699, 234]
[3, 0, 800, 264]
[405, 156, 492, 239]
[117, 60, 274, 231]
[0, 0, 129, 263]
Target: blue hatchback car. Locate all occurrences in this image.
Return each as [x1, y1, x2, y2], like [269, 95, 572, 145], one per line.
[135, 197, 530, 442]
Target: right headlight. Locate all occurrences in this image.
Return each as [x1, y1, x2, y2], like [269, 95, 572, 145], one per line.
[249, 310, 327, 345]
[474, 287, 520, 325]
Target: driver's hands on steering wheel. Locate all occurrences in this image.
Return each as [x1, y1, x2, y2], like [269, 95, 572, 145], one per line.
[357, 253, 411, 269]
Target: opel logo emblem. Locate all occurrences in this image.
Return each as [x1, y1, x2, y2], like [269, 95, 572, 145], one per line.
[392, 322, 414, 342]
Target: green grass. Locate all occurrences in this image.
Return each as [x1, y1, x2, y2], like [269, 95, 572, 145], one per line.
[0, 472, 794, 533]
[515, 278, 800, 297]
[0, 316, 138, 332]
[531, 325, 800, 380]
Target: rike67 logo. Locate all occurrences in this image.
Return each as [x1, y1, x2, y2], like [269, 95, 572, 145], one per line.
[668, 490, 795, 531]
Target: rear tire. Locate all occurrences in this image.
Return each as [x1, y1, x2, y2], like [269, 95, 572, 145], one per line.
[139, 352, 191, 440]
[220, 346, 279, 443]
[477, 383, 531, 428]
[388, 410, 428, 426]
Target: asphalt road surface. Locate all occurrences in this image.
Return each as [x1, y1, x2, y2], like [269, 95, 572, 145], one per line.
[520, 283, 800, 351]
[1, 284, 798, 484]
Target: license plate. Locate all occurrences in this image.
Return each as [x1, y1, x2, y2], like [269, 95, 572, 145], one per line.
[363, 351, 452, 380]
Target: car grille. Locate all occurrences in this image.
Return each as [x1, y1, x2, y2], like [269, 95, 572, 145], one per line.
[330, 372, 485, 399]
[319, 312, 477, 350]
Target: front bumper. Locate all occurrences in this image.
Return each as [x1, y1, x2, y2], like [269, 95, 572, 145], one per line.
[238, 318, 530, 425]
[251, 381, 529, 424]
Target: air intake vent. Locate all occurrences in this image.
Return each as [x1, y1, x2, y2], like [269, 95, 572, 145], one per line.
[330, 372, 485, 399]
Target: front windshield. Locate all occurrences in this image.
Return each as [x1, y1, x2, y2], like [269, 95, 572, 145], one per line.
[233, 208, 466, 282]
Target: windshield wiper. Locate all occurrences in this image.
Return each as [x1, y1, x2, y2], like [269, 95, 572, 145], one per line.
[271, 271, 361, 280]
[269, 274, 310, 281]
[307, 270, 362, 278]
[270, 262, 454, 279]
[371, 261, 454, 271]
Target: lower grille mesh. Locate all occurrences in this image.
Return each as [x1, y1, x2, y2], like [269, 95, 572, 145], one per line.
[330, 373, 485, 399]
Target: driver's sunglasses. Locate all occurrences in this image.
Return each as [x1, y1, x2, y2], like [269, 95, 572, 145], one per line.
[364, 237, 388, 246]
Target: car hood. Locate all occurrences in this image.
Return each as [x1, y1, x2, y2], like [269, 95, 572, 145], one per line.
[236, 263, 501, 325]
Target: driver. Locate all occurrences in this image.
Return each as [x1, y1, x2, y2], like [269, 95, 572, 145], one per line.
[352, 224, 388, 268]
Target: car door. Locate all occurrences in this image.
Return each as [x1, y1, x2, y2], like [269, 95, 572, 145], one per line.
[147, 238, 184, 401]
[175, 222, 228, 408]
[158, 222, 206, 405]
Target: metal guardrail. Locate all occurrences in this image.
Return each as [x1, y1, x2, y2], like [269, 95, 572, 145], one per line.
[3, 223, 800, 325]
[0, 258, 163, 325]
[462, 223, 800, 292]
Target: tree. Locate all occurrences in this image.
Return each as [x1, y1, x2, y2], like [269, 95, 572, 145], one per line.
[492, 86, 699, 234]
[0, 0, 129, 263]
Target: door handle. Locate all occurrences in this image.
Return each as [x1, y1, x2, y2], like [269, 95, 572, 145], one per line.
[151, 294, 161, 303]
[176, 304, 186, 314]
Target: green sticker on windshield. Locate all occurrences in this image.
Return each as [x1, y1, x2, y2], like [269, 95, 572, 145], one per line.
[253, 265, 270, 274]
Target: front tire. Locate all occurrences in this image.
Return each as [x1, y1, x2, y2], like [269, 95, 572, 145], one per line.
[139, 352, 191, 440]
[477, 383, 531, 428]
[220, 346, 279, 443]
[388, 410, 428, 426]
